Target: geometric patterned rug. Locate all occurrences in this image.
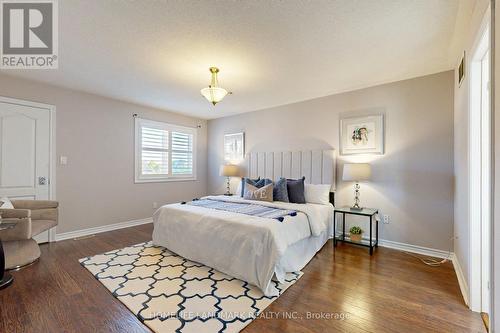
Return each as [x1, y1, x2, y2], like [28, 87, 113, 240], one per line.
[79, 242, 302, 333]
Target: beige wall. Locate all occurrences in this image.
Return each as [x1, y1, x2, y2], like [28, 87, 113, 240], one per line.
[207, 71, 454, 251]
[0, 74, 208, 233]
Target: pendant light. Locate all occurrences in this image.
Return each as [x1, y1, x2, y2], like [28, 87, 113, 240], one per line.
[200, 67, 231, 105]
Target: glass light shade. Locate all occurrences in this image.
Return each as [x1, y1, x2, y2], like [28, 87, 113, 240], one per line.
[201, 87, 229, 105]
[342, 163, 372, 182]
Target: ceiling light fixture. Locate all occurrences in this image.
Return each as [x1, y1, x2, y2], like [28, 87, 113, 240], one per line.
[200, 67, 231, 106]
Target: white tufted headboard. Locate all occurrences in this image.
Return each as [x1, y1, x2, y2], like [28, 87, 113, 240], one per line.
[244, 149, 336, 191]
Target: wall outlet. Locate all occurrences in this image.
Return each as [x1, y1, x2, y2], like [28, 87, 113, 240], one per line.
[383, 215, 390, 224]
[152, 202, 158, 209]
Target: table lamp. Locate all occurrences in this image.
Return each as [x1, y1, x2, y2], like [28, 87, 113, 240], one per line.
[219, 164, 240, 196]
[342, 163, 371, 210]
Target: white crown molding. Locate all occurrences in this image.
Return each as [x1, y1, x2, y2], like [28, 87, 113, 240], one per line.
[55, 217, 153, 242]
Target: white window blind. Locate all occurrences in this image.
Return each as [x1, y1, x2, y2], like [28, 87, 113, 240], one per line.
[135, 118, 196, 182]
[171, 131, 193, 175]
[141, 126, 169, 176]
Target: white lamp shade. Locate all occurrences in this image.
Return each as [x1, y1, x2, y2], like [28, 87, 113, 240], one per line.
[219, 164, 240, 177]
[201, 87, 229, 105]
[342, 163, 371, 182]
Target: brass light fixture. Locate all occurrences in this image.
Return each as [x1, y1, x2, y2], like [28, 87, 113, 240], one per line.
[200, 67, 231, 106]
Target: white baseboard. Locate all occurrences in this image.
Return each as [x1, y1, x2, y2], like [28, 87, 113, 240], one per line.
[378, 239, 452, 259]
[451, 253, 470, 307]
[55, 217, 153, 241]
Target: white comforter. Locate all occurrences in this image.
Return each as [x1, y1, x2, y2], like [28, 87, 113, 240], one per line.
[152, 195, 333, 296]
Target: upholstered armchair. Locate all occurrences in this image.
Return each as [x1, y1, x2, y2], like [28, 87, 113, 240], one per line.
[0, 200, 58, 270]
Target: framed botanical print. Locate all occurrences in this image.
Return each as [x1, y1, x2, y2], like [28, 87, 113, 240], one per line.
[224, 132, 245, 162]
[340, 114, 384, 155]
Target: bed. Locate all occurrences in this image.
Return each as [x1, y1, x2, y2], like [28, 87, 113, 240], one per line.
[152, 149, 336, 296]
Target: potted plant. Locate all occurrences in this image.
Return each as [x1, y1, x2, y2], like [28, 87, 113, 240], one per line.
[349, 226, 363, 242]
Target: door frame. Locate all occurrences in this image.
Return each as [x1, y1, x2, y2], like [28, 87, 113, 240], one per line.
[0, 96, 57, 241]
[469, 8, 492, 313]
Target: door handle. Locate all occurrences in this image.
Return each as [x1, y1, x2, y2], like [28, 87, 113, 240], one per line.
[38, 177, 47, 185]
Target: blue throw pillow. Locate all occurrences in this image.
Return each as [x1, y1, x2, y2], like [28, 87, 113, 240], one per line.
[241, 177, 260, 197]
[255, 178, 273, 188]
[273, 178, 289, 202]
[287, 177, 306, 204]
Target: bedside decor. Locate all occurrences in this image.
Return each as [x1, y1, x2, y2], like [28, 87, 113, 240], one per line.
[219, 164, 240, 195]
[343, 163, 371, 210]
[340, 114, 384, 155]
[349, 226, 363, 242]
[200, 67, 231, 105]
[224, 132, 244, 162]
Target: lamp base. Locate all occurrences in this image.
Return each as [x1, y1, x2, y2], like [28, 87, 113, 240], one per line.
[351, 182, 363, 211]
[224, 193, 233, 196]
[224, 177, 232, 196]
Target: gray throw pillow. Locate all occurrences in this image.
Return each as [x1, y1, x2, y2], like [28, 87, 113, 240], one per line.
[287, 177, 306, 204]
[273, 178, 289, 202]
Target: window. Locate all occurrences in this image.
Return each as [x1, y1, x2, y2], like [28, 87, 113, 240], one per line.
[135, 118, 196, 182]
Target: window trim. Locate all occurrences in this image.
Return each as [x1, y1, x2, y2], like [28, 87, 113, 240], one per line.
[134, 117, 197, 183]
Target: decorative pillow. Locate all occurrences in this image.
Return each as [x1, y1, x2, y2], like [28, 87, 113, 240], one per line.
[244, 183, 274, 202]
[245, 177, 261, 186]
[273, 178, 289, 202]
[238, 177, 260, 197]
[255, 178, 272, 188]
[0, 197, 14, 209]
[287, 177, 306, 204]
[304, 184, 331, 205]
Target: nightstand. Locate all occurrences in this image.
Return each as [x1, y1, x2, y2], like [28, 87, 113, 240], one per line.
[334, 206, 379, 255]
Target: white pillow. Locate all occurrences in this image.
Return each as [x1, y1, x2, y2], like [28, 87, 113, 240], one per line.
[0, 197, 14, 209]
[304, 184, 331, 205]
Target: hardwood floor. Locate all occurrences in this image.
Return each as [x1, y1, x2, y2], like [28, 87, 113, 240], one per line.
[0, 223, 485, 333]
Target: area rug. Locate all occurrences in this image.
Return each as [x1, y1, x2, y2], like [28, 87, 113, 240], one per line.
[79, 242, 302, 333]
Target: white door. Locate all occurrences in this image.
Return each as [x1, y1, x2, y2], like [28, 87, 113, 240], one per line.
[0, 98, 53, 243]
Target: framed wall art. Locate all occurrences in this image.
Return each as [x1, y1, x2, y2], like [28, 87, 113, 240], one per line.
[224, 132, 245, 162]
[340, 114, 384, 155]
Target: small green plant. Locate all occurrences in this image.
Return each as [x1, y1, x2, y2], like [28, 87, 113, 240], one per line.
[349, 226, 363, 235]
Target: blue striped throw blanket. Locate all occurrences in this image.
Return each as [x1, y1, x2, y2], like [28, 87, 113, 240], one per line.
[186, 198, 297, 222]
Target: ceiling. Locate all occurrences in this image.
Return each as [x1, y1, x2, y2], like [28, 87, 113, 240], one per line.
[4, 0, 464, 119]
